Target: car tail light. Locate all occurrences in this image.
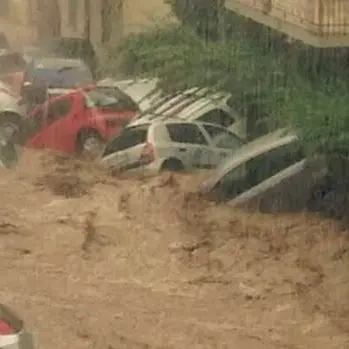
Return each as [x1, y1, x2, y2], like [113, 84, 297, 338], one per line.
[140, 142, 155, 165]
[0, 320, 14, 335]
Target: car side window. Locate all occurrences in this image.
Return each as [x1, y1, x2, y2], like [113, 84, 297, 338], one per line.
[97, 87, 139, 111]
[245, 142, 304, 190]
[166, 123, 208, 145]
[103, 127, 148, 156]
[203, 124, 243, 149]
[46, 97, 72, 123]
[33, 107, 45, 125]
[198, 109, 235, 128]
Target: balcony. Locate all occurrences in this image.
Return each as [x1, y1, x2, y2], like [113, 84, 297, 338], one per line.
[225, 0, 349, 47]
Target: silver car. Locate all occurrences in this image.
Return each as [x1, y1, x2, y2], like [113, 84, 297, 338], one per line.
[200, 129, 328, 212]
[0, 303, 34, 349]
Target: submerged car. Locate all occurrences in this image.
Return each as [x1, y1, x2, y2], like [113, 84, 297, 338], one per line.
[200, 129, 328, 212]
[100, 119, 244, 173]
[0, 302, 34, 349]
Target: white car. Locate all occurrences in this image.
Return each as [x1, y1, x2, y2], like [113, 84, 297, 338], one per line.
[133, 91, 246, 139]
[100, 119, 244, 173]
[200, 129, 328, 212]
[0, 302, 34, 349]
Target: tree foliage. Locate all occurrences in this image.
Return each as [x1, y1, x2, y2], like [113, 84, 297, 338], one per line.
[117, 5, 349, 161]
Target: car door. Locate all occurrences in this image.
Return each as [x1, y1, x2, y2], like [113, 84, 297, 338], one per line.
[27, 95, 77, 153]
[165, 123, 214, 169]
[201, 123, 244, 166]
[101, 125, 149, 170]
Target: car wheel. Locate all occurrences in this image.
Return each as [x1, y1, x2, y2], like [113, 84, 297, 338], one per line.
[78, 131, 103, 159]
[161, 159, 184, 172]
[0, 113, 21, 144]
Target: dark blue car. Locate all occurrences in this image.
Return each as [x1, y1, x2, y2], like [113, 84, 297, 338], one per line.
[24, 56, 94, 89]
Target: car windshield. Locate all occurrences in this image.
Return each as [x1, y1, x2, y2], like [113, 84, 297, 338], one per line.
[84, 88, 139, 111]
[84, 90, 121, 109]
[26, 59, 93, 88]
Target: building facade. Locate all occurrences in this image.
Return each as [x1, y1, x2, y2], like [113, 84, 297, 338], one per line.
[5, 0, 171, 46]
[224, 0, 349, 47]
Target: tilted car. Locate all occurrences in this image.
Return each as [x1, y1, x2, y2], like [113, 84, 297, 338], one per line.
[19, 85, 139, 156]
[0, 302, 34, 349]
[100, 119, 244, 173]
[98, 78, 247, 140]
[97, 78, 159, 112]
[199, 129, 328, 212]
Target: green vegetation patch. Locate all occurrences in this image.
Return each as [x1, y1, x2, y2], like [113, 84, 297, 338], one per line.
[116, 14, 349, 160]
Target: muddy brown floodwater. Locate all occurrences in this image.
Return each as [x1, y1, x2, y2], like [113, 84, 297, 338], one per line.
[0, 149, 349, 349]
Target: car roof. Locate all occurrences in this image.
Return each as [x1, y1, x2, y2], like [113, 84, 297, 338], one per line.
[149, 90, 228, 118]
[214, 128, 297, 178]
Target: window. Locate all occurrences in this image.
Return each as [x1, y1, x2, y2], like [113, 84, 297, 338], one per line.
[85, 88, 139, 111]
[166, 123, 208, 145]
[214, 141, 305, 201]
[203, 124, 243, 149]
[198, 109, 235, 128]
[103, 126, 149, 157]
[46, 98, 72, 123]
[97, 87, 139, 111]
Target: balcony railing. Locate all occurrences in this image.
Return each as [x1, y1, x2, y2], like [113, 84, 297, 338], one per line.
[225, 0, 349, 47]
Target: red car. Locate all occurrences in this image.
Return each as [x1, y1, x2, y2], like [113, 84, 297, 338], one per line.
[20, 85, 140, 155]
